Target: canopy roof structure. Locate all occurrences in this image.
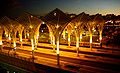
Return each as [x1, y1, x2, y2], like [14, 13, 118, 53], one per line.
[0, 8, 108, 66]
[42, 8, 72, 36]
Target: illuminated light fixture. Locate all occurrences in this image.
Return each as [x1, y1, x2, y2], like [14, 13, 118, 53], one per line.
[80, 36, 82, 39]
[30, 25, 33, 29]
[31, 15, 33, 18]
[75, 26, 77, 29]
[100, 37, 102, 40]
[54, 13, 56, 16]
[6, 34, 8, 37]
[41, 30, 43, 32]
[36, 35, 39, 39]
[14, 41, 16, 49]
[9, 35, 11, 40]
[27, 33, 29, 37]
[63, 35, 65, 39]
[66, 31, 68, 33]
[56, 25, 59, 28]
[68, 37, 70, 42]
[90, 39, 92, 43]
[42, 22, 45, 24]
[19, 33, 20, 36]
[20, 38, 22, 42]
[92, 27, 94, 31]
[0, 40, 2, 45]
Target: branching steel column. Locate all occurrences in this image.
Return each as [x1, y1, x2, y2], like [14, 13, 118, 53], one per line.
[68, 32, 71, 47]
[99, 31, 102, 48]
[56, 36, 60, 65]
[53, 36, 55, 51]
[76, 36, 79, 56]
[90, 31, 92, 50]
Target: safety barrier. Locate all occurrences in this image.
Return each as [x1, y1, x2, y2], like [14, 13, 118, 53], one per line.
[0, 52, 36, 72]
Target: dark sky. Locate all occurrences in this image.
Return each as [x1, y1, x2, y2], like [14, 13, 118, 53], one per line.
[0, 0, 120, 17]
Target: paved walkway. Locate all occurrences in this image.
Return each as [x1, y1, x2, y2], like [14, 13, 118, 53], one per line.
[2, 42, 120, 73]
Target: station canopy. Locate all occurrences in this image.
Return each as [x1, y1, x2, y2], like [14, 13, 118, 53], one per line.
[41, 8, 72, 36]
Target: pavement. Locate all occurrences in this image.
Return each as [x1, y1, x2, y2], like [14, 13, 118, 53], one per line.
[1, 39, 120, 73]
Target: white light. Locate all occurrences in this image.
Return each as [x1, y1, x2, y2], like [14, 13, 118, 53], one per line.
[56, 25, 59, 28]
[66, 31, 68, 33]
[42, 22, 45, 24]
[20, 38, 22, 42]
[54, 13, 56, 16]
[0, 40, 2, 45]
[30, 25, 33, 29]
[100, 37, 102, 40]
[90, 39, 92, 43]
[36, 35, 39, 39]
[68, 37, 70, 42]
[75, 26, 77, 29]
[31, 15, 33, 18]
[80, 36, 82, 39]
[9, 35, 11, 40]
[14, 41, 16, 49]
[27, 33, 29, 37]
[41, 30, 43, 32]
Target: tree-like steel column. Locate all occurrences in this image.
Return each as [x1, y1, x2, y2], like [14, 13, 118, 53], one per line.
[76, 36, 79, 56]
[19, 31, 23, 48]
[62, 30, 66, 39]
[13, 31, 17, 55]
[90, 30, 92, 50]
[56, 36, 60, 65]
[0, 30, 3, 52]
[68, 32, 71, 47]
[53, 35, 56, 52]
[80, 32, 82, 42]
[99, 31, 102, 48]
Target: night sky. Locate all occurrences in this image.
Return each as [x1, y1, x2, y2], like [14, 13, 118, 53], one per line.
[0, 0, 120, 17]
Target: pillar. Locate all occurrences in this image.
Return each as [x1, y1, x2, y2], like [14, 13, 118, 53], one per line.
[76, 36, 79, 56]
[8, 33, 11, 47]
[68, 32, 71, 47]
[0, 35, 2, 52]
[50, 32, 53, 44]
[80, 33, 82, 42]
[99, 31, 102, 48]
[19, 31, 23, 48]
[31, 39, 34, 58]
[63, 30, 66, 39]
[24, 30, 27, 43]
[90, 31, 92, 50]
[34, 36, 38, 50]
[13, 32, 17, 54]
[56, 36, 60, 65]
[53, 36, 55, 51]
[5, 31, 8, 38]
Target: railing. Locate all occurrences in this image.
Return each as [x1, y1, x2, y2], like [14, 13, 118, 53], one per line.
[3, 38, 100, 48]
[0, 52, 36, 72]
[60, 41, 100, 48]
